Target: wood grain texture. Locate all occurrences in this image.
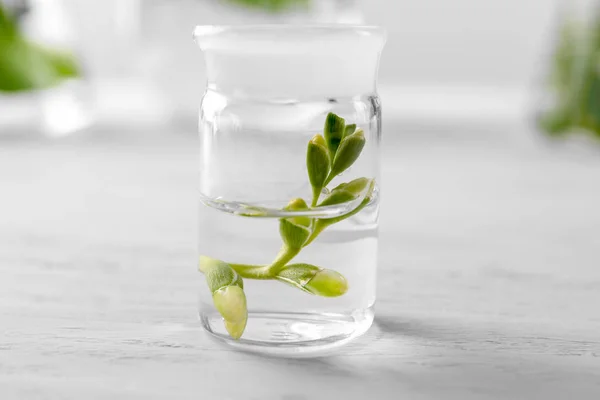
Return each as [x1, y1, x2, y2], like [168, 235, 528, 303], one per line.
[1, 126, 599, 399]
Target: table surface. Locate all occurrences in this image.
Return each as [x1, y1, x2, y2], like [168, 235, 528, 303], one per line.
[1, 123, 600, 399]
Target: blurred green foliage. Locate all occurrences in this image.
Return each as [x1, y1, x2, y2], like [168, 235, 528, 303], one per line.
[0, 5, 80, 93]
[539, 17, 600, 139]
[226, 0, 309, 12]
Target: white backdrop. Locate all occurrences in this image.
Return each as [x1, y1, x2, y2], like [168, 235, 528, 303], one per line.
[365, 0, 558, 87]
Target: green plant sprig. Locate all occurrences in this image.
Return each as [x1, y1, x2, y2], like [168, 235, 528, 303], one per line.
[538, 12, 600, 139]
[199, 112, 375, 339]
[0, 5, 80, 93]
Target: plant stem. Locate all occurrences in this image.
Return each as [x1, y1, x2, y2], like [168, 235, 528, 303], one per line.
[303, 221, 327, 247]
[269, 245, 301, 273]
[228, 263, 272, 279]
[303, 195, 372, 247]
[229, 245, 301, 279]
[311, 187, 321, 207]
[323, 173, 334, 187]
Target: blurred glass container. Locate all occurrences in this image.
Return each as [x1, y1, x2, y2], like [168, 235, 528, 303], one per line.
[61, 0, 165, 130]
[0, 0, 92, 137]
[0, 80, 91, 138]
[0, 0, 156, 137]
[537, 0, 600, 140]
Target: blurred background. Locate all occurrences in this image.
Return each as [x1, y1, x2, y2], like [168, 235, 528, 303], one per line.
[2, 3, 600, 393]
[0, 0, 571, 139]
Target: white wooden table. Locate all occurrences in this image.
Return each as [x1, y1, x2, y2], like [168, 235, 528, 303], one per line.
[1, 123, 599, 399]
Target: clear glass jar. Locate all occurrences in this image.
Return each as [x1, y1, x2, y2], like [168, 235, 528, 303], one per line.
[194, 26, 386, 356]
[537, 0, 600, 140]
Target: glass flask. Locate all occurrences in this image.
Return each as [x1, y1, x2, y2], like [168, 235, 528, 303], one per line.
[194, 25, 386, 356]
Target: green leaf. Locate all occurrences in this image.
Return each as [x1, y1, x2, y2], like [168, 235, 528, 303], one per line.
[540, 16, 600, 138]
[276, 263, 348, 297]
[538, 107, 573, 135]
[318, 177, 372, 207]
[344, 124, 356, 139]
[584, 63, 600, 133]
[275, 263, 321, 293]
[284, 198, 312, 228]
[325, 179, 375, 225]
[279, 218, 311, 249]
[330, 129, 366, 178]
[37, 44, 80, 79]
[305, 269, 348, 297]
[213, 286, 247, 324]
[212, 285, 248, 339]
[318, 189, 356, 207]
[0, 5, 17, 37]
[323, 112, 346, 157]
[224, 319, 247, 340]
[199, 256, 243, 292]
[0, 38, 57, 92]
[334, 177, 371, 196]
[0, 6, 80, 93]
[307, 134, 330, 203]
[199, 256, 248, 340]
